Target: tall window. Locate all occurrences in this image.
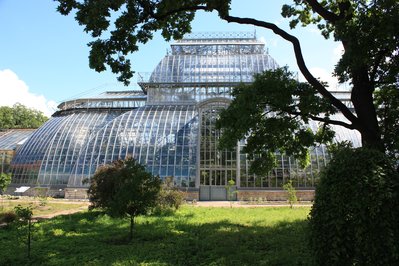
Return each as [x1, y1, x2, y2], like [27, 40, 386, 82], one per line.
[199, 101, 236, 186]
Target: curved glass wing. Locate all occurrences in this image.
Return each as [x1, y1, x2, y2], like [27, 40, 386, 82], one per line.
[238, 115, 361, 188]
[69, 105, 199, 187]
[11, 111, 122, 185]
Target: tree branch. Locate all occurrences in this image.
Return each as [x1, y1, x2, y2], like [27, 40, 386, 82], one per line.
[288, 111, 355, 129]
[303, 0, 351, 22]
[222, 14, 360, 129]
[304, 0, 340, 22]
[308, 115, 355, 129]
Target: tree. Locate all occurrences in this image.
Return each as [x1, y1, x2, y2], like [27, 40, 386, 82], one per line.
[56, 0, 398, 164]
[225, 179, 236, 208]
[283, 180, 298, 208]
[0, 172, 11, 195]
[87, 157, 161, 240]
[14, 204, 34, 260]
[217, 67, 336, 173]
[0, 103, 48, 129]
[374, 85, 399, 163]
[309, 146, 399, 265]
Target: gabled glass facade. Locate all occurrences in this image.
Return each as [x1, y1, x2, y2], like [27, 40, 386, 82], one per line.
[10, 32, 360, 192]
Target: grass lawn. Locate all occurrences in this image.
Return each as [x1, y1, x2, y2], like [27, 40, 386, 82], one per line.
[0, 206, 312, 266]
[0, 197, 88, 217]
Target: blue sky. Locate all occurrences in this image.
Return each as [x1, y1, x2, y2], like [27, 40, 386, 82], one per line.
[0, 0, 342, 116]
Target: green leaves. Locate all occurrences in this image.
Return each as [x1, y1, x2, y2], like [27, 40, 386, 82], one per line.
[374, 85, 399, 162]
[55, 0, 217, 85]
[217, 67, 336, 175]
[0, 104, 48, 129]
[309, 147, 399, 265]
[0, 173, 11, 194]
[87, 157, 161, 220]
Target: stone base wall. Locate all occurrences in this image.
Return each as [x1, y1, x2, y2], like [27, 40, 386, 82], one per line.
[236, 189, 314, 201]
[181, 189, 199, 201]
[5, 185, 314, 201]
[64, 188, 88, 199]
[5, 186, 65, 198]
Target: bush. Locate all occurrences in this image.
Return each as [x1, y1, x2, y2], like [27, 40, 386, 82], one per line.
[0, 211, 17, 224]
[88, 157, 161, 240]
[153, 177, 184, 214]
[282, 180, 297, 208]
[0, 173, 11, 194]
[309, 147, 399, 265]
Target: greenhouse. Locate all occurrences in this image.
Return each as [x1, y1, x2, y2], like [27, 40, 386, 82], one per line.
[0, 129, 35, 175]
[8, 32, 360, 200]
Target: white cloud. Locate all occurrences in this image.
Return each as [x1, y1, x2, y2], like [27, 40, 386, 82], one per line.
[298, 67, 341, 90]
[0, 69, 57, 117]
[309, 67, 339, 90]
[333, 43, 344, 64]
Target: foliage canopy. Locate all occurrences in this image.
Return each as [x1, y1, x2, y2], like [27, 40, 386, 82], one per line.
[0, 173, 11, 194]
[0, 103, 48, 129]
[309, 146, 399, 265]
[217, 67, 336, 173]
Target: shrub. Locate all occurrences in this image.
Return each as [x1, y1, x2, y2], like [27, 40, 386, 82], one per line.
[13, 204, 34, 259]
[282, 180, 297, 208]
[88, 157, 161, 240]
[0, 210, 17, 224]
[309, 147, 399, 265]
[154, 176, 184, 214]
[0, 173, 11, 194]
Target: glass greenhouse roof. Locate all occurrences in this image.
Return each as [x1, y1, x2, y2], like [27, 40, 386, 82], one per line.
[57, 90, 147, 112]
[138, 31, 278, 90]
[0, 129, 35, 150]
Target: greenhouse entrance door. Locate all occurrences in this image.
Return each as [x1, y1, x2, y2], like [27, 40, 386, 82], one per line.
[198, 100, 237, 201]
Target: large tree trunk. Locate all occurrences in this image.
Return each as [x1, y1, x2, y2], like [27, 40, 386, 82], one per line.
[351, 67, 383, 150]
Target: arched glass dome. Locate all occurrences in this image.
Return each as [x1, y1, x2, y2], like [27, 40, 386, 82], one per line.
[11, 110, 122, 185]
[69, 105, 198, 187]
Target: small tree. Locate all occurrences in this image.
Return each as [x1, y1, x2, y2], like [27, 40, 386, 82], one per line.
[0, 173, 11, 211]
[87, 157, 161, 241]
[225, 179, 236, 208]
[283, 180, 297, 208]
[0, 172, 11, 195]
[14, 204, 33, 259]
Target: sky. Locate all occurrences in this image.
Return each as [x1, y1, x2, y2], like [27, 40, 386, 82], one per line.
[0, 0, 343, 116]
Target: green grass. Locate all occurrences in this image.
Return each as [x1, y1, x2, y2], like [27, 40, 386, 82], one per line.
[0, 206, 312, 266]
[0, 198, 88, 216]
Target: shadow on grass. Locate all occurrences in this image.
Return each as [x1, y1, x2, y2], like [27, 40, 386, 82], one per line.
[0, 209, 312, 266]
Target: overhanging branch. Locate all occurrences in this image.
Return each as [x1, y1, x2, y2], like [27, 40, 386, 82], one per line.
[280, 110, 354, 129]
[306, 115, 354, 129]
[221, 14, 360, 129]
